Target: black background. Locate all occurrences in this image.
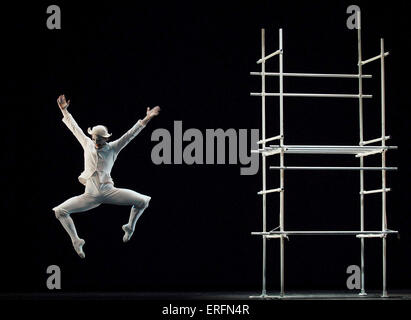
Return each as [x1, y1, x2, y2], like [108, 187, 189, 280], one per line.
[2, 0, 410, 295]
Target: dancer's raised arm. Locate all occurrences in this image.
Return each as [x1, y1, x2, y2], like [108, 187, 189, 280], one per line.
[111, 106, 161, 154]
[57, 94, 88, 148]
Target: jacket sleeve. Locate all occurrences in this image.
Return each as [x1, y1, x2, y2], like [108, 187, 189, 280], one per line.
[111, 120, 146, 154]
[61, 110, 89, 148]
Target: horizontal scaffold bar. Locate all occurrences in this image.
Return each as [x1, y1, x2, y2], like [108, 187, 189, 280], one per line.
[269, 166, 398, 171]
[265, 234, 289, 239]
[257, 188, 283, 195]
[356, 234, 387, 238]
[250, 72, 372, 78]
[251, 147, 284, 156]
[355, 149, 386, 157]
[360, 188, 391, 195]
[361, 136, 391, 145]
[257, 49, 282, 64]
[257, 135, 283, 145]
[266, 145, 397, 155]
[360, 52, 390, 66]
[250, 92, 373, 98]
[251, 230, 399, 236]
[250, 149, 263, 154]
[263, 149, 283, 156]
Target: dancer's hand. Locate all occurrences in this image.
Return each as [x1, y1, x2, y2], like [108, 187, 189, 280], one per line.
[146, 106, 161, 119]
[141, 106, 160, 126]
[57, 94, 70, 110]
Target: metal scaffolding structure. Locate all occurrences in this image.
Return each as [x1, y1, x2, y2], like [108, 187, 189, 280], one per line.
[250, 13, 398, 298]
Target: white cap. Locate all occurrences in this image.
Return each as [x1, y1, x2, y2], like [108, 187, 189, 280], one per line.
[87, 125, 112, 138]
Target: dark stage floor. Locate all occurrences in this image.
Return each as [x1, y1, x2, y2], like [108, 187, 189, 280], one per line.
[1, 290, 411, 301]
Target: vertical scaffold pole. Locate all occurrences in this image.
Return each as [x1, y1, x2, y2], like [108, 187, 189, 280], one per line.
[261, 28, 267, 297]
[380, 38, 388, 298]
[357, 10, 367, 297]
[279, 28, 285, 297]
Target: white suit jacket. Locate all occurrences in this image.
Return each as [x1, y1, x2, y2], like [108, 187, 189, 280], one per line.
[61, 110, 145, 185]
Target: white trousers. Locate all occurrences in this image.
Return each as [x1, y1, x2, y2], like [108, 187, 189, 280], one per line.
[53, 173, 151, 217]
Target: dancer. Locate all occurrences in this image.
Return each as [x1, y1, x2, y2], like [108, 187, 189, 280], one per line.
[52, 94, 160, 258]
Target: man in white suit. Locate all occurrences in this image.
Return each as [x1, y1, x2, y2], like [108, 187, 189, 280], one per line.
[53, 94, 160, 258]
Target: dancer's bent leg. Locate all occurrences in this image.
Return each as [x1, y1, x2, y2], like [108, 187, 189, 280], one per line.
[53, 194, 101, 258]
[102, 187, 151, 242]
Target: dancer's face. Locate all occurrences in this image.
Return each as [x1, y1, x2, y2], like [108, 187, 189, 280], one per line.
[92, 135, 108, 149]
